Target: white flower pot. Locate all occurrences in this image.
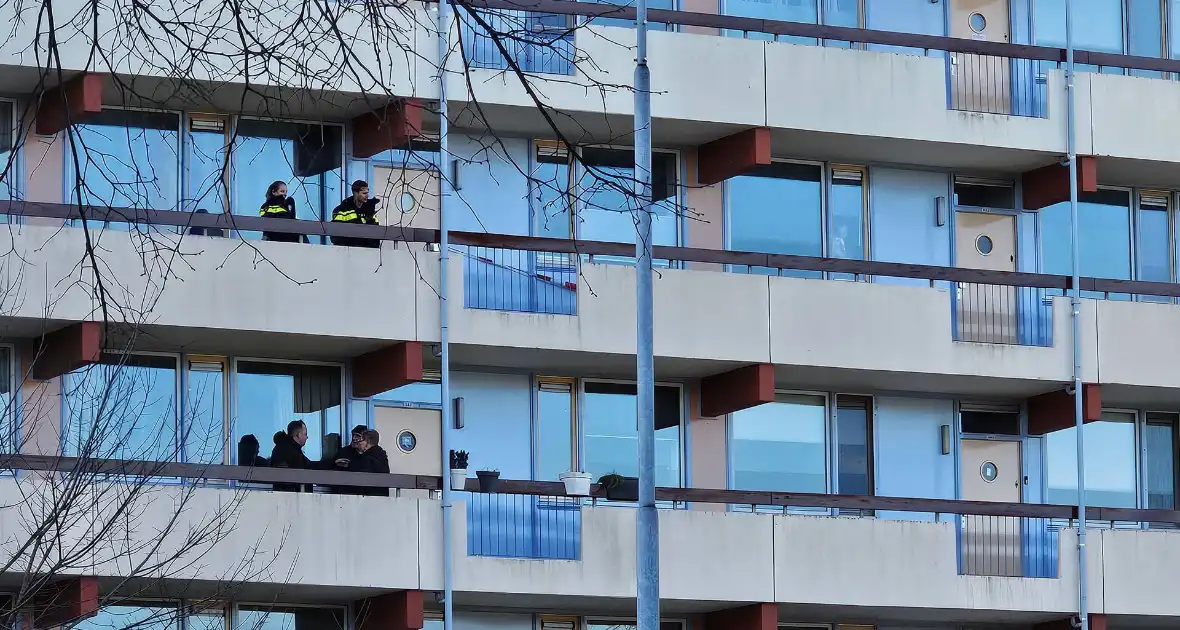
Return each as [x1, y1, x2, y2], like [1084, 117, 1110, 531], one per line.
[559, 471, 592, 496]
[450, 469, 468, 491]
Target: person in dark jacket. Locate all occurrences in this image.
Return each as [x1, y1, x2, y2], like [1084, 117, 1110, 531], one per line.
[237, 434, 269, 467]
[330, 180, 381, 248]
[270, 420, 312, 492]
[260, 180, 306, 243]
[354, 430, 391, 497]
[329, 425, 369, 495]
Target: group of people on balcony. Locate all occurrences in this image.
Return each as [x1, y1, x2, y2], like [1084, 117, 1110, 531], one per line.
[255, 179, 383, 246]
[237, 422, 391, 496]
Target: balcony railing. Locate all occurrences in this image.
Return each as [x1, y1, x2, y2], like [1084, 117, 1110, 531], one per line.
[463, 246, 577, 315]
[10, 456, 1180, 575]
[953, 283, 1054, 347]
[459, 8, 576, 75]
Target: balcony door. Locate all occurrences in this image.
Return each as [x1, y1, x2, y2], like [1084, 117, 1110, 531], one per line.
[955, 211, 1017, 343]
[960, 438, 1022, 576]
[949, 0, 1012, 114]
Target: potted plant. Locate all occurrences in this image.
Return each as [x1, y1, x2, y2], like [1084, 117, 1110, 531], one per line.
[559, 470, 593, 496]
[476, 469, 501, 493]
[449, 449, 469, 491]
[597, 472, 639, 501]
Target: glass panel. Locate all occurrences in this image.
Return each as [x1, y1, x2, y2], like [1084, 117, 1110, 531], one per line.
[533, 151, 572, 238]
[836, 396, 870, 495]
[822, 0, 859, 47]
[582, 382, 681, 487]
[75, 606, 179, 630]
[0, 101, 13, 202]
[1040, 189, 1132, 299]
[828, 170, 865, 280]
[371, 380, 442, 406]
[730, 393, 827, 493]
[1145, 413, 1177, 510]
[188, 613, 226, 630]
[1034, 0, 1124, 72]
[577, 148, 678, 257]
[186, 127, 230, 214]
[728, 162, 823, 278]
[233, 361, 342, 464]
[1138, 202, 1170, 301]
[864, 0, 946, 55]
[0, 347, 12, 453]
[237, 607, 346, 630]
[588, 0, 675, 30]
[232, 120, 344, 241]
[63, 354, 178, 461]
[73, 110, 180, 219]
[723, 0, 818, 44]
[184, 361, 225, 464]
[536, 385, 573, 481]
[1045, 413, 1137, 508]
[1127, 0, 1164, 76]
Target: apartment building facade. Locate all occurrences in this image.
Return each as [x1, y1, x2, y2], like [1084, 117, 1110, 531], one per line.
[2, 0, 1180, 630]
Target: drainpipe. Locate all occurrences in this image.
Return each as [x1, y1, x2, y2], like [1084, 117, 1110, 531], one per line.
[633, 1, 659, 630]
[436, 1, 455, 629]
[1064, 1, 1089, 629]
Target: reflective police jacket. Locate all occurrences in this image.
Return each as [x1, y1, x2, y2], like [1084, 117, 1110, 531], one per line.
[331, 197, 380, 225]
[260, 196, 296, 219]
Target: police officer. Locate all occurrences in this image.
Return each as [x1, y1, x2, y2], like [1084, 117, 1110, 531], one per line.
[330, 180, 381, 248]
[259, 180, 304, 243]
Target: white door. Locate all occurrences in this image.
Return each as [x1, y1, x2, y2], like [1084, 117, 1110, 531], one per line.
[955, 211, 1018, 343]
[960, 438, 1022, 576]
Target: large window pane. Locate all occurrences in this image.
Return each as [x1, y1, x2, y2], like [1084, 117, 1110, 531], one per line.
[0, 347, 12, 453]
[63, 354, 178, 461]
[723, 0, 818, 45]
[371, 380, 442, 406]
[73, 109, 180, 214]
[533, 146, 572, 238]
[0, 101, 13, 202]
[1045, 413, 1137, 508]
[536, 382, 573, 481]
[728, 162, 822, 278]
[1138, 197, 1171, 301]
[829, 169, 865, 279]
[1145, 413, 1177, 510]
[186, 119, 230, 214]
[184, 359, 225, 464]
[234, 361, 342, 464]
[731, 393, 826, 493]
[576, 148, 678, 255]
[836, 395, 871, 495]
[237, 607, 345, 630]
[582, 381, 681, 487]
[233, 120, 344, 240]
[1128, 0, 1164, 76]
[1040, 189, 1132, 298]
[75, 605, 179, 630]
[1034, 0, 1123, 73]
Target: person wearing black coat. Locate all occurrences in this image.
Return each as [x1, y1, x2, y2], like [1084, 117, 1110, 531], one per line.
[259, 181, 307, 244]
[270, 420, 312, 492]
[329, 425, 369, 495]
[354, 430, 391, 497]
[330, 180, 381, 248]
[237, 434, 269, 467]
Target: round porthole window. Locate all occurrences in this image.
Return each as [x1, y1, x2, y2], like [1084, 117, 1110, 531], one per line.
[399, 191, 417, 214]
[969, 12, 987, 33]
[976, 234, 994, 255]
[397, 430, 417, 454]
[980, 461, 999, 483]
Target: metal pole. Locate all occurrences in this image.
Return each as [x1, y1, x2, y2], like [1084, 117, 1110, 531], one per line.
[1064, 1, 1088, 629]
[633, 0, 658, 629]
[436, 1, 455, 629]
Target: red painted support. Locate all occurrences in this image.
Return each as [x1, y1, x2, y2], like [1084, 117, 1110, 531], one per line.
[697, 127, 772, 186]
[700, 363, 775, 418]
[352, 342, 425, 398]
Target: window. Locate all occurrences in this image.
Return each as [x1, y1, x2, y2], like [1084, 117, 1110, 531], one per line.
[371, 371, 442, 408]
[63, 353, 179, 462]
[955, 178, 1016, 210]
[71, 109, 181, 215]
[236, 606, 346, 630]
[232, 119, 344, 240]
[536, 379, 574, 481]
[576, 147, 679, 253]
[581, 381, 682, 487]
[730, 393, 827, 495]
[836, 395, 872, 497]
[722, 0, 820, 45]
[1137, 191, 1172, 301]
[1145, 412, 1177, 510]
[0, 347, 12, 453]
[532, 141, 573, 239]
[1040, 189, 1133, 299]
[1045, 411, 1138, 508]
[1035, 0, 1125, 68]
[185, 114, 230, 214]
[960, 407, 1021, 436]
[233, 360, 342, 464]
[0, 100, 14, 202]
[728, 162, 869, 279]
[75, 605, 180, 630]
[184, 356, 226, 464]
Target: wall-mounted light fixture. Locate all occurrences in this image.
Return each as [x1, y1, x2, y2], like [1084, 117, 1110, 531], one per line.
[940, 424, 952, 455]
[935, 196, 948, 227]
[452, 396, 465, 430]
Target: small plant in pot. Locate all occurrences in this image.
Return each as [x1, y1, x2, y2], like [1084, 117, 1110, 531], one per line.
[449, 450, 469, 491]
[597, 472, 639, 501]
[559, 470, 593, 496]
[476, 469, 501, 493]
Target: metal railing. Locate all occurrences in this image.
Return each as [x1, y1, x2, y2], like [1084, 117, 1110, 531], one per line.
[459, 8, 576, 75]
[463, 246, 578, 315]
[959, 515, 1059, 578]
[466, 492, 581, 559]
[954, 283, 1054, 347]
[949, 55, 1051, 118]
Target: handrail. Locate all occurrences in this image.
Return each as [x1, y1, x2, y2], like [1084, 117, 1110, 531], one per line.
[454, 0, 1180, 73]
[8, 455, 1180, 524]
[7, 201, 1180, 297]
